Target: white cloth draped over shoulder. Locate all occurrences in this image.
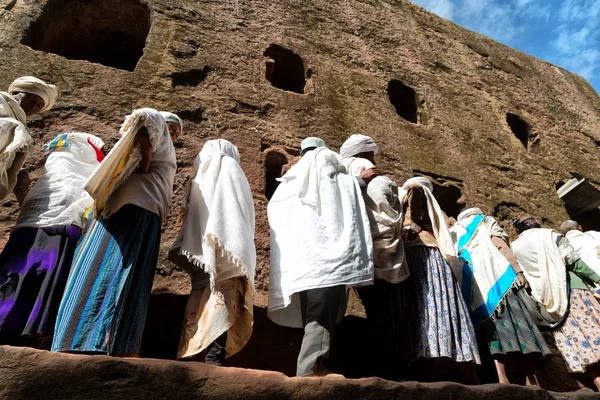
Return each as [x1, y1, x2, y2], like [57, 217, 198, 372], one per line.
[343, 157, 408, 283]
[511, 228, 569, 321]
[169, 139, 255, 359]
[268, 147, 374, 328]
[450, 208, 517, 326]
[16, 132, 104, 230]
[0, 92, 33, 200]
[83, 108, 176, 223]
[566, 230, 600, 276]
[399, 179, 457, 262]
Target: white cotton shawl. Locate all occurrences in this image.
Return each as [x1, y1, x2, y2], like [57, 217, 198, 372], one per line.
[366, 175, 410, 283]
[342, 156, 375, 178]
[169, 139, 255, 360]
[400, 179, 457, 262]
[344, 156, 408, 283]
[450, 209, 517, 326]
[16, 132, 103, 230]
[339, 134, 378, 158]
[565, 230, 600, 276]
[267, 147, 374, 328]
[0, 92, 33, 200]
[511, 228, 569, 321]
[169, 139, 255, 290]
[84, 108, 176, 221]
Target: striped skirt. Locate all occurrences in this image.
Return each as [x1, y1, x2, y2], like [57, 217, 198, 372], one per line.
[403, 245, 481, 364]
[51, 205, 160, 355]
[478, 287, 551, 358]
[0, 226, 81, 338]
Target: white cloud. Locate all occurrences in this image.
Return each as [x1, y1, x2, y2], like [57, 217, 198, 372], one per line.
[411, 0, 456, 20]
[551, 0, 600, 81]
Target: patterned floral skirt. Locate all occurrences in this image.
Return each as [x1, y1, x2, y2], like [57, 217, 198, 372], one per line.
[478, 287, 551, 358]
[553, 289, 600, 373]
[403, 245, 481, 364]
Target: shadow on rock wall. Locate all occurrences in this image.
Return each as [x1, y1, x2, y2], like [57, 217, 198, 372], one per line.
[139, 293, 596, 393]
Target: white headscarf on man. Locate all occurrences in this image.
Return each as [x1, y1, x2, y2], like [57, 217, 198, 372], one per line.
[8, 76, 58, 112]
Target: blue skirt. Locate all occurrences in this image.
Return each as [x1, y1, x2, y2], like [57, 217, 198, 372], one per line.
[51, 204, 160, 355]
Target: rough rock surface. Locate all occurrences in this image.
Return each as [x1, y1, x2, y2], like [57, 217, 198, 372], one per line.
[0, 0, 599, 393]
[0, 346, 597, 400]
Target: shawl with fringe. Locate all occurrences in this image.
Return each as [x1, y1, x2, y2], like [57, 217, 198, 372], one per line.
[169, 139, 255, 359]
[450, 208, 517, 326]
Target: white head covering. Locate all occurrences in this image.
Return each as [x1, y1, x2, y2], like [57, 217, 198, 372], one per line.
[402, 176, 434, 192]
[457, 207, 483, 222]
[8, 76, 58, 112]
[200, 138, 240, 164]
[300, 137, 326, 152]
[340, 134, 378, 158]
[160, 111, 184, 135]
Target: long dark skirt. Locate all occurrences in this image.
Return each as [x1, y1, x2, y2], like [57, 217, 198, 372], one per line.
[0, 225, 82, 338]
[403, 245, 481, 364]
[51, 204, 160, 355]
[478, 288, 551, 358]
[357, 279, 406, 379]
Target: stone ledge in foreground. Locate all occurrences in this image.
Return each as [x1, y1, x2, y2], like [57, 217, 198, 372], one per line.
[0, 346, 596, 400]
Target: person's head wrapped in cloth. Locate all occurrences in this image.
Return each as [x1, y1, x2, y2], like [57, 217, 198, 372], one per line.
[8, 76, 58, 116]
[512, 216, 541, 234]
[160, 111, 183, 142]
[300, 137, 326, 156]
[340, 134, 378, 163]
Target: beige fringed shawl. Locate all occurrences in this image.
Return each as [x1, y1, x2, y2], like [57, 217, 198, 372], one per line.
[169, 139, 256, 359]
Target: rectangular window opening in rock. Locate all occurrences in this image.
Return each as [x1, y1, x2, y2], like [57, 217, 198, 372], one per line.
[21, 0, 151, 72]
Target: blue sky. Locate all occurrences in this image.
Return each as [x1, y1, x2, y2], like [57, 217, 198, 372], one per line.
[410, 0, 600, 93]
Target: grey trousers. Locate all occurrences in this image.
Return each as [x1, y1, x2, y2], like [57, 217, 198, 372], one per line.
[296, 285, 347, 376]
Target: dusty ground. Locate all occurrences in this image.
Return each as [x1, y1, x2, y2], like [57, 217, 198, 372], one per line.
[1, 0, 599, 392]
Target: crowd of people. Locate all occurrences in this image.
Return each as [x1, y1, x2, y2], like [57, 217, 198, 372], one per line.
[1, 76, 600, 389]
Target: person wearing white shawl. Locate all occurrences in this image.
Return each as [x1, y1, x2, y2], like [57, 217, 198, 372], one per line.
[160, 111, 183, 142]
[0, 76, 58, 201]
[268, 137, 373, 377]
[169, 139, 255, 365]
[399, 177, 480, 383]
[52, 108, 176, 357]
[561, 220, 600, 277]
[0, 132, 103, 342]
[340, 133, 380, 188]
[512, 217, 600, 388]
[339, 135, 408, 378]
[450, 208, 550, 386]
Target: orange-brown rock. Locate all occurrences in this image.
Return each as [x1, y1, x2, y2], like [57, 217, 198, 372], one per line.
[1, 346, 598, 400]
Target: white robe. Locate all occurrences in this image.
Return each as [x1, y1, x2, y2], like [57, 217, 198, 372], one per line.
[268, 147, 373, 328]
[565, 230, 600, 276]
[0, 92, 33, 200]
